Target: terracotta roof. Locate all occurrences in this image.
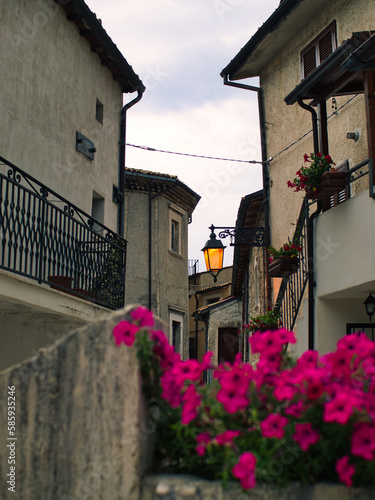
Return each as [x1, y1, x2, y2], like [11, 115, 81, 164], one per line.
[125, 168, 201, 216]
[195, 295, 241, 316]
[57, 0, 145, 93]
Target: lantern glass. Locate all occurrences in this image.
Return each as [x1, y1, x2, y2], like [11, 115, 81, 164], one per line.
[204, 246, 224, 274]
[364, 293, 375, 319]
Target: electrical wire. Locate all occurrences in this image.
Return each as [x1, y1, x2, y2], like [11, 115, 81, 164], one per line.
[126, 143, 263, 164]
[126, 94, 359, 166]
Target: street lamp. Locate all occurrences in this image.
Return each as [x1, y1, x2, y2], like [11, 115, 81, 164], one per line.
[202, 224, 266, 282]
[201, 225, 225, 282]
[364, 292, 375, 321]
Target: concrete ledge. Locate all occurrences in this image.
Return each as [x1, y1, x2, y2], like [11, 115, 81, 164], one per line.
[0, 305, 162, 500]
[141, 474, 375, 500]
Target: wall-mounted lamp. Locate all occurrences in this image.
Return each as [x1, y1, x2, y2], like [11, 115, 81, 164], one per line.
[364, 292, 375, 321]
[346, 130, 360, 142]
[202, 224, 265, 282]
[201, 225, 226, 283]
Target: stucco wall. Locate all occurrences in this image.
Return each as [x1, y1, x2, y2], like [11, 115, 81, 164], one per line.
[124, 192, 190, 358]
[0, 0, 123, 229]
[315, 190, 375, 298]
[255, 0, 375, 349]
[0, 305, 158, 499]
[0, 270, 110, 371]
[261, 0, 374, 250]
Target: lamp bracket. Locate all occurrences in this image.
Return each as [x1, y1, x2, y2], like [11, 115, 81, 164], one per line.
[214, 226, 265, 247]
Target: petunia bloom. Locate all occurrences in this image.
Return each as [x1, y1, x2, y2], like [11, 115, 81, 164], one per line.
[336, 456, 355, 487]
[293, 422, 319, 451]
[232, 452, 257, 489]
[113, 320, 139, 346]
[260, 413, 289, 439]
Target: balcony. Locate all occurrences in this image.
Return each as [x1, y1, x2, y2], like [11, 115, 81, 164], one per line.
[0, 156, 126, 310]
[275, 158, 374, 344]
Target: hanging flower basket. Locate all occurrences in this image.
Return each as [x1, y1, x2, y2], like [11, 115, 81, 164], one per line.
[305, 171, 346, 200]
[268, 255, 299, 278]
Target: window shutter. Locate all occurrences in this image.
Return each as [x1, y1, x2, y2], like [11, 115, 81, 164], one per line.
[303, 46, 317, 78]
[301, 22, 336, 79]
[318, 30, 333, 63]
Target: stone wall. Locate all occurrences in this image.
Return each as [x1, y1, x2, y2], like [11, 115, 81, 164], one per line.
[141, 474, 375, 500]
[0, 305, 158, 500]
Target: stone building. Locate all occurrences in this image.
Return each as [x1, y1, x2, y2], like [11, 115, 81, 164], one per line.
[222, 0, 375, 353]
[124, 168, 200, 359]
[0, 0, 146, 370]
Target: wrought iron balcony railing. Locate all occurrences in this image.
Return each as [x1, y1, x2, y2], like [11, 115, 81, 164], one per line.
[274, 201, 309, 332]
[0, 155, 126, 310]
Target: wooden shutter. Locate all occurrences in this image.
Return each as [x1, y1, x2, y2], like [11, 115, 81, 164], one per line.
[301, 22, 336, 79]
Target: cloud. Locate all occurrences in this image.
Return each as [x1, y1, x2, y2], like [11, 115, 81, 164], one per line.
[87, 0, 280, 269]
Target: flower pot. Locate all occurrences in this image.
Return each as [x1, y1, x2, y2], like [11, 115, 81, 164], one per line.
[49, 275, 73, 290]
[306, 171, 346, 200]
[268, 255, 299, 278]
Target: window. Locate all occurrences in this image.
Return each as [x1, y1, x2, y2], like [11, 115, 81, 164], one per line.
[171, 219, 180, 253]
[96, 99, 103, 124]
[91, 191, 104, 232]
[172, 320, 181, 353]
[169, 204, 185, 255]
[301, 22, 337, 79]
[170, 310, 184, 354]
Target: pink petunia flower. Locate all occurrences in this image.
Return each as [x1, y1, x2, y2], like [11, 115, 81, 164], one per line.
[113, 320, 139, 346]
[336, 456, 355, 487]
[130, 306, 154, 327]
[293, 422, 319, 451]
[216, 385, 249, 414]
[323, 392, 359, 425]
[181, 384, 201, 424]
[215, 430, 241, 446]
[260, 413, 289, 439]
[195, 432, 211, 456]
[351, 422, 375, 460]
[232, 452, 257, 489]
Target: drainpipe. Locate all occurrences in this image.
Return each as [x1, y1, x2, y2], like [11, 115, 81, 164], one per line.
[118, 89, 144, 237]
[148, 187, 153, 310]
[297, 98, 320, 350]
[222, 75, 271, 307]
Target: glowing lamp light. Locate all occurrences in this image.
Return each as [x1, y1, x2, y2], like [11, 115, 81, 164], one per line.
[201, 225, 226, 282]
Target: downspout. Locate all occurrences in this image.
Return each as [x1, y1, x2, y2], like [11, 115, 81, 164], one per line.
[148, 187, 153, 310]
[297, 98, 321, 350]
[118, 89, 144, 236]
[222, 75, 271, 308]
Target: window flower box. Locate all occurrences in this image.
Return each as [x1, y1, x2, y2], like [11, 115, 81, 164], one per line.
[268, 255, 300, 277]
[305, 171, 346, 200]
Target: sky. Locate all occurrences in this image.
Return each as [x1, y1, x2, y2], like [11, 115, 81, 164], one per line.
[87, 0, 281, 271]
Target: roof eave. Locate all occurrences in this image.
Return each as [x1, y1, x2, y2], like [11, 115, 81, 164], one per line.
[58, 0, 145, 93]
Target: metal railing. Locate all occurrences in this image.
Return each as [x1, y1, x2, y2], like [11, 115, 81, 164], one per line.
[274, 200, 309, 332]
[0, 155, 126, 309]
[188, 259, 199, 276]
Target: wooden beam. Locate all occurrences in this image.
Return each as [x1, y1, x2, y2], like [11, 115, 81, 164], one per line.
[364, 70, 375, 163]
[318, 100, 329, 155]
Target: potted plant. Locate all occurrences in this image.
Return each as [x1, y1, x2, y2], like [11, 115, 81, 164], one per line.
[242, 309, 281, 333]
[288, 153, 346, 199]
[268, 239, 303, 278]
